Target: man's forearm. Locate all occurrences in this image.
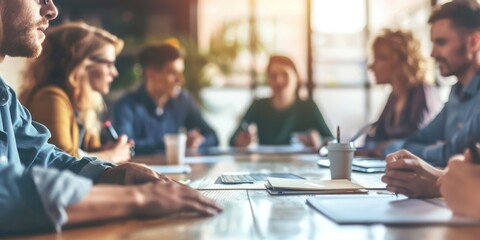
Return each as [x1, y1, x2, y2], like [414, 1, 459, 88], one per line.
[65, 185, 139, 226]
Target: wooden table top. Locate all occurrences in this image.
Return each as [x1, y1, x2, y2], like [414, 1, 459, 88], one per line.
[6, 153, 480, 240]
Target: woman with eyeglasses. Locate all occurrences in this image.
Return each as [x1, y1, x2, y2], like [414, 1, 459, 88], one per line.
[20, 22, 134, 163]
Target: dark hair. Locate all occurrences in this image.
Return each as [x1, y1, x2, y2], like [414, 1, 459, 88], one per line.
[428, 0, 480, 31]
[266, 55, 302, 96]
[138, 44, 182, 69]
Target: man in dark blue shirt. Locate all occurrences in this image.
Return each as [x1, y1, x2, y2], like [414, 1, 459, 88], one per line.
[113, 44, 218, 155]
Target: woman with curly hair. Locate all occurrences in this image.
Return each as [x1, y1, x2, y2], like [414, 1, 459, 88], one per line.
[20, 22, 134, 163]
[359, 29, 443, 157]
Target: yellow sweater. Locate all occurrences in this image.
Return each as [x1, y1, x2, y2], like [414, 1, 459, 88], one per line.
[25, 86, 101, 158]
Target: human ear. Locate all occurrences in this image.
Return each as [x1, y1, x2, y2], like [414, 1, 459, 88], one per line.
[467, 32, 480, 52]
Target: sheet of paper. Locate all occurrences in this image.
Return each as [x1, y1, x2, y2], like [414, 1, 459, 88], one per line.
[148, 165, 192, 174]
[307, 196, 480, 225]
[267, 177, 364, 190]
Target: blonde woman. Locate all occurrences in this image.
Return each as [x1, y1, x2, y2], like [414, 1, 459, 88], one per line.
[360, 29, 442, 157]
[20, 22, 133, 163]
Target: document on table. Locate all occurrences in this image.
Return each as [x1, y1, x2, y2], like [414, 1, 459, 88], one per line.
[267, 177, 364, 191]
[307, 196, 480, 225]
[189, 177, 266, 190]
[148, 165, 192, 174]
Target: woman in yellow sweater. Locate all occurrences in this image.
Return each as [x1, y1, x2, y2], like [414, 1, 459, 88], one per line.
[20, 22, 133, 163]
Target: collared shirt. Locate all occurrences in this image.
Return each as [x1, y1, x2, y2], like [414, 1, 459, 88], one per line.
[112, 86, 218, 155]
[403, 73, 480, 167]
[0, 78, 114, 233]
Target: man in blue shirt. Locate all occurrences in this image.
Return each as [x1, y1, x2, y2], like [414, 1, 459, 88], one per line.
[383, 0, 480, 198]
[0, 0, 221, 234]
[401, 0, 480, 168]
[113, 44, 218, 155]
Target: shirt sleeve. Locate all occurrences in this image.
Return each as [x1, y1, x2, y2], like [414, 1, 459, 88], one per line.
[27, 87, 79, 157]
[11, 88, 114, 180]
[229, 101, 257, 146]
[403, 106, 447, 159]
[184, 93, 219, 148]
[421, 110, 480, 167]
[307, 100, 333, 138]
[113, 97, 160, 154]
[0, 164, 92, 234]
[2, 88, 113, 232]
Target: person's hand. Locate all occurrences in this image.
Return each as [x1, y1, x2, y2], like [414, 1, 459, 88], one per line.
[98, 162, 172, 185]
[438, 147, 480, 218]
[297, 130, 321, 150]
[381, 149, 444, 198]
[186, 129, 205, 150]
[234, 124, 257, 148]
[132, 181, 223, 218]
[355, 141, 390, 158]
[101, 135, 135, 164]
[369, 141, 390, 158]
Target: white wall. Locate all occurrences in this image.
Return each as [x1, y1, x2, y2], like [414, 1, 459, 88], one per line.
[0, 57, 27, 91]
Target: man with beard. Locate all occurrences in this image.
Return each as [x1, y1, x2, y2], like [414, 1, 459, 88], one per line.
[397, 0, 480, 167]
[0, 0, 221, 234]
[383, 0, 480, 198]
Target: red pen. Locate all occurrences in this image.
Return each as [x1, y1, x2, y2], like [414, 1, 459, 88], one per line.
[103, 120, 119, 141]
[104, 120, 135, 156]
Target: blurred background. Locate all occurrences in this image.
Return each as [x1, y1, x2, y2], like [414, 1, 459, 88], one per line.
[0, 0, 456, 147]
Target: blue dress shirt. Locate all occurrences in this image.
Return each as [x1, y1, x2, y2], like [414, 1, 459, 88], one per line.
[113, 86, 218, 155]
[403, 73, 480, 167]
[0, 78, 114, 233]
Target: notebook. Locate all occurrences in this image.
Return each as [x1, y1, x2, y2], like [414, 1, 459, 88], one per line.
[220, 172, 303, 184]
[307, 196, 480, 225]
[265, 177, 367, 195]
[317, 158, 386, 173]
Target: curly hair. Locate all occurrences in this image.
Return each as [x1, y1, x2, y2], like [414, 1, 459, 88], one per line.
[371, 29, 428, 86]
[20, 22, 123, 137]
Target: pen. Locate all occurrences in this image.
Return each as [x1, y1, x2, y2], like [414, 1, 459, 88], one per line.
[104, 120, 118, 141]
[337, 125, 340, 143]
[240, 121, 249, 132]
[467, 138, 480, 164]
[104, 120, 135, 156]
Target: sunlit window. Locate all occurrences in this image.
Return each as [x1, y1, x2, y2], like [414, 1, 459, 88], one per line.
[198, 0, 306, 88]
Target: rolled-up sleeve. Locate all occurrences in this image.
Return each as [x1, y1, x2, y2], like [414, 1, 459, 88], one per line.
[0, 81, 113, 233]
[0, 165, 91, 233]
[31, 166, 92, 232]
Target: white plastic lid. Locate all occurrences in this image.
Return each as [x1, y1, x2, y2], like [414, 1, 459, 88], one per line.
[327, 142, 356, 151]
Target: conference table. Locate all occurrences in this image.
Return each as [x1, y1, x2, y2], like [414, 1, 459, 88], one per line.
[7, 151, 480, 240]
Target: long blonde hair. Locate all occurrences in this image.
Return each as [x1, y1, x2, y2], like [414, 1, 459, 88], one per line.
[20, 22, 123, 137]
[371, 29, 429, 86]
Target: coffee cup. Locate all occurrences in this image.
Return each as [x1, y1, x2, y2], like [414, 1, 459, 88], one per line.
[327, 141, 356, 180]
[163, 133, 187, 165]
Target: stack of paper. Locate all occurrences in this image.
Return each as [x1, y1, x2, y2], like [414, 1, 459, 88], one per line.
[265, 177, 367, 195]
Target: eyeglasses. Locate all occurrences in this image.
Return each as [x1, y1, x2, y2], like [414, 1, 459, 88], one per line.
[90, 57, 116, 68]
